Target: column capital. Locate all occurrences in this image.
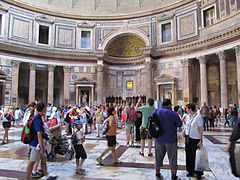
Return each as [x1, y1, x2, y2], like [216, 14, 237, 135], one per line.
[145, 60, 153, 70]
[217, 51, 226, 61]
[63, 66, 71, 73]
[48, 65, 56, 72]
[29, 63, 37, 70]
[11, 60, 20, 68]
[197, 56, 207, 64]
[97, 64, 104, 72]
[94, 50, 107, 59]
[181, 59, 192, 67]
[234, 45, 240, 56]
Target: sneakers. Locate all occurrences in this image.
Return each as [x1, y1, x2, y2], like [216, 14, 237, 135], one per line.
[186, 172, 194, 177]
[31, 172, 44, 178]
[76, 168, 85, 175]
[125, 143, 130, 148]
[41, 175, 58, 180]
[96, 157, 103, 166]
[156, 173, 163, 180]
[148, 153, 153, 157]
[139, 152, 144, 156]
[171, 174, 178, 180]
[113, 159, 121, 164]
[131, 141, 134, 147]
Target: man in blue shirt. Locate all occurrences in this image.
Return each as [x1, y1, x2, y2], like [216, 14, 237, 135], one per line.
[25, 102, 57, 180]
[154, 99, 182, 180]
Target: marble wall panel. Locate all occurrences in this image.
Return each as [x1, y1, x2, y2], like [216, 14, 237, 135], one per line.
[55, 25, 76, 49]
[176, 10, 198, 40]
[8, 9, 33, 43]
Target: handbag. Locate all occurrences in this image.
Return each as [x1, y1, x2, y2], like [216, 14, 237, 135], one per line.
[195, 146, 210, 171]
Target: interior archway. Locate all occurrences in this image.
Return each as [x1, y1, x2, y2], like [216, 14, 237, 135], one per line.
[105, 34, 146, 58]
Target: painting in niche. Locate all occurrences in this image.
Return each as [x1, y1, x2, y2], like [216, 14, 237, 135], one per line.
[81, 90, 89, 106]
[127, 81, 133, 89]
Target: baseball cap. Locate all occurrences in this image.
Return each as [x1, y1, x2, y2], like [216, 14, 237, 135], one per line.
[74, 120, 83, 126]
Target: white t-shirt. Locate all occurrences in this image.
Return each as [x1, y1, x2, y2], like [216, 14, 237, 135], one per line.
[76, 130, 83, 145]
[14, 109, 22, 120]
[185, 113, 203, 139]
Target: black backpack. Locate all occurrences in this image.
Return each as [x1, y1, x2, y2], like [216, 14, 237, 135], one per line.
[147, 109, 163, 138]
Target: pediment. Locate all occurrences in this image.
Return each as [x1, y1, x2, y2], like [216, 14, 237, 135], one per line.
[154, 74, 177, 83]
[158, 13, 175, 21]
[75, 76, 95, 84]
[35, 15, 54, 24]
[77, 21, 95, 28]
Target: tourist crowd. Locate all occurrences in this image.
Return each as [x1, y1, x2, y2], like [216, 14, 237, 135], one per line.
[0, 99, 240, 180]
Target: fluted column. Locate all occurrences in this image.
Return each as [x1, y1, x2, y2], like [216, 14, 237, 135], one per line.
[145, 57, 153, 100]
[47, 65, 55, 105]
[11, 60, 20, 106]
[63, 66, 71, 105]
[198, 56, 208, 106]
[91, 86, 94, 106]
[97, 63, 104, 105]
[217, 51, 228, 109]
[29, 63, 37, 103]
[235, 45, 240, 105]
[181, 59, 192, 105]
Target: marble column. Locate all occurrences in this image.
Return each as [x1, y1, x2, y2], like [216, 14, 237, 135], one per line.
[217, 51, 228, 109]
[97, 63, 104, 105]
[29, 63, 37, 103]
[181, 59, 192, 105]
[235, 45, 240, 105]
[156, 85, 160, 101]
[198, 56, 208, 106]
[47, 65, 55, 105]
[172, 83, 176, 106]
[75, 86, 78, 105]
[11, 60, 20, 106]
[145, 57, 153, 101]
[63, 66, 71, 105]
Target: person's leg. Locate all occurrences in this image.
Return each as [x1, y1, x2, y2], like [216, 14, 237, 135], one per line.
[155, 142, 166, 178]
[25, 161, 36, 180]
[148, 139, 153, 155]
[79, 158, 85, 166]
[40, 156, 48, 176]
[76, 158, 79, 167]
[141, 139, 145, 154]
[99, 147, 111, 159]
[202, 117, 206, 131]
[96, 123, 100, 137]
[5, 128, 9, 143]
[111, 146, 116, 160]
[65, 123, 69, 135]
[166, 143, 178, 177]
[185, 139, 194, 175]
[32, 161, 40, 174]
[206, 117, 209, 130]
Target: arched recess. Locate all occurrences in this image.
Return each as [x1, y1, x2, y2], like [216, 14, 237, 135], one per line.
[101, 28, 150, 51]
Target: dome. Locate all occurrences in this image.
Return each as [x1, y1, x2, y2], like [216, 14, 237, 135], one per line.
[5, 0, 190, 19]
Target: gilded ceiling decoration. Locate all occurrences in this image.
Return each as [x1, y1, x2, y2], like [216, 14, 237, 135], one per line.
[106, 35, 146, 57]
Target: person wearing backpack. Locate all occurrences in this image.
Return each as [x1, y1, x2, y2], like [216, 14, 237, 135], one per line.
[25, 102, 57, 180]
[135, 98, 155, 156]
[154, 99, 182, 180]
[125, 102, 136, 147]
[72, 120, 87, 175]
[1, 107, 14, 144]
[96, 107, 120, 165]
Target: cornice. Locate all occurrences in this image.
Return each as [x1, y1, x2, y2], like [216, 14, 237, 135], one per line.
[104, 55, 145, 64]
[2, 0, 194, 20]
[154, 25, 240, 57]
[0, 41, 97, 60]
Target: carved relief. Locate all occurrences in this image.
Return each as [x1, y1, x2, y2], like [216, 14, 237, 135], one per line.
[235, 45, 240, 56]
[181, 59, 191, 67]
[145, 61, 153, 70]
[63, 66, 71, 73]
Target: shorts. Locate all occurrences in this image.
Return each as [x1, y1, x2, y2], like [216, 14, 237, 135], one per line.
[155, 142, 178, 170]
[2, 122, 11, 129]
[126, 124, 134, 136]
[74, 144, 87, 159]
[29, 146, 46, 162]
[106, 136, 116, 147]
[140, 127, 152, 140]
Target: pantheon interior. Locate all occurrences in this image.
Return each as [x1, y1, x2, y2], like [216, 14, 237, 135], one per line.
[0, 0, 239, 109]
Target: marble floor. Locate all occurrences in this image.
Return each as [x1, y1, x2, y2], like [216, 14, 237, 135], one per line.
[0, 121, 238, 180]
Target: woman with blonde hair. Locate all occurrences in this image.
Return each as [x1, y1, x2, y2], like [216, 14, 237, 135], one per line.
[1, 107, 15, 144]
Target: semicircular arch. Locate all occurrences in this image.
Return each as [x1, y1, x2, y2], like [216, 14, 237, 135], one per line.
[101, 28, 150, 51]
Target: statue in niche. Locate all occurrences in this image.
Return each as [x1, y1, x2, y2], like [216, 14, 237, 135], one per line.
[81, 91, 88, 106]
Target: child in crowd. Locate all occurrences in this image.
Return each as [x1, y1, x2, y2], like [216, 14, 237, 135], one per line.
[73, 120, 87, 175]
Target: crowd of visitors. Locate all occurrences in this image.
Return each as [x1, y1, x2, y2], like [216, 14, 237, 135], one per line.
[0, 99, 240, 180]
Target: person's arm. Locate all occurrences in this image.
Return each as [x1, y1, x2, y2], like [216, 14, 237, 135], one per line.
[37, 131, 44, 154]
[135, 97, 141, 110]
[197, 126, 203, 147]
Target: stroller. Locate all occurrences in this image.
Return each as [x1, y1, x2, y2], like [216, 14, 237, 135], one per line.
[47, 124, 74, 161]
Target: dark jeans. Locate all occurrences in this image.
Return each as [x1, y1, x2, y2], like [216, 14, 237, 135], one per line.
[202, 117, 209, 131]
[209, 118, 214, 130]
[185, 138, 203, 176]
[135, 124, 141, 141]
